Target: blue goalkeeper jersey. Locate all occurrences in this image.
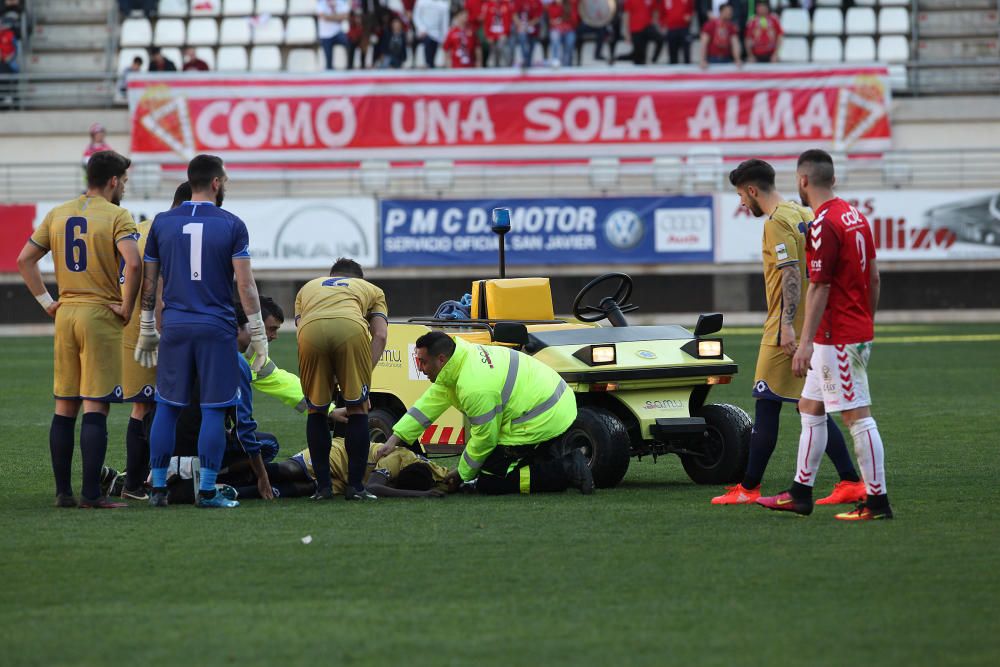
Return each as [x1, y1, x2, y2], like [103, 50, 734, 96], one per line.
[144, 201, 250, 332]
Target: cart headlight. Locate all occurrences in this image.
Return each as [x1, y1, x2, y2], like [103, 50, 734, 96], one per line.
[573, 344, 617, 366]
[681, 338, 724, 359]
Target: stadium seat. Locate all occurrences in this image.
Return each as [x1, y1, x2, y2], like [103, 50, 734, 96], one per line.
[811, 36, 844, 62]
[253, 17, 284, 44]
[158, 0, 190, 17]
[285, 16, 317, 45]
[652, 156, 682, 190]
[220, 17, 252, 45]
[161, 47, 183, 66]
[844, 36, 877, 61]
[779, 9, 809, 37]
[250, 45, 282, 70]
[779, 36, 809, 62]
[589, 157, 619, 189]
[287, 0, 315, 14]
[120, 18, 153, 47]
[811, 8, 844, 36]
[852, 0, 876, 5]
[878, 8, 911, 35]
[424, 160, 454, 192]
[287, 47, 320, 71]
[878, 35, 910, 63]
[153, 18, 186, 46]
[256, 0, 288, 14]
[879, 0, 909, 5]
[683, 147, 723, 193]
[190, 0, 221, 16]
[813, 0, 841, 6]
[187, 17, 220, 45]
[845, 7, 877, 36]
[216, 45, 248, 70]
[223, 0, 254, 16]
[196, 46, 216, 69]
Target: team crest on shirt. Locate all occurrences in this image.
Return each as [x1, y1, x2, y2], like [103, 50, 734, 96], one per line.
[775, 243, 788, 261]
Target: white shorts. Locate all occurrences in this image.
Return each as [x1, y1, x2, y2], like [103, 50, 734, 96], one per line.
[800, 342, 873, 412]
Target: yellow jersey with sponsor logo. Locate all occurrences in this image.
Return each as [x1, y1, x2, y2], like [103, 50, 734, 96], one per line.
[297, 439, 450, 492]
[761, 201, 810, 346]
[294, 276, 388, 331]
[122, 219, 153, 348]
[30, 195, 137, 306]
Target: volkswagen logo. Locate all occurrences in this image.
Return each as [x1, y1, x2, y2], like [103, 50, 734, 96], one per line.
[604, 209, 644, 250]
[636, 350, 657, 359]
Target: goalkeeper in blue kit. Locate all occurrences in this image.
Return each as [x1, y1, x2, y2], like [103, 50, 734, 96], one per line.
[134, 154, 269, 509]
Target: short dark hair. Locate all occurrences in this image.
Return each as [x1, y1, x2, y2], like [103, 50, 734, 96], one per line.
[414, 331, 455, 358]
[330, 257, 364, 278]
[797, 149, 836, 188]
[233, 301, 249, 328]
[728, 159, 776, 191]
[259, 295, 284, 323]
[395, 462, 435, 491]
[149, 46, 161, 56]
[171, 181, 192, 208]
[86, 150, 131, 189]
[132, 56, 143, 65]
[187, 154, 225, 192]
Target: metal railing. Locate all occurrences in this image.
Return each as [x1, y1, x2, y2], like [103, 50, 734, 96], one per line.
[1, 148, 999, 202]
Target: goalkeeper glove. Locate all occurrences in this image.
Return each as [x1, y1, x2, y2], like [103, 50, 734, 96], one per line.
[134, 310, 159, 368]
[246, 311, 269, 373]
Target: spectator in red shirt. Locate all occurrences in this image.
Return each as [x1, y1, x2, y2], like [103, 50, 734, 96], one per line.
[654, 0, 692, 64]
[443, 9, 481, 67]
[699, 2, 741, 68]
[482, 0, 514, 66]
[182, 47, 210, 71]
[546, 0, 578, 67]
[623, 0, 661, 65]
[745, 1, 782, 63]
[82, 122, 113, 168]
[513, 0, 543, 67]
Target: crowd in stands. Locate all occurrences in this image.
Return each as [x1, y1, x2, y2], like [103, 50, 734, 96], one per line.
[119, 0, 801, 72]
[0, 0, 21, 107]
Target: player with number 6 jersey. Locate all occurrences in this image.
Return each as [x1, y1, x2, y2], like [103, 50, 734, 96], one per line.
[758, 149, 893, 521]
[136, 154, 270, 509]
[295, 258, 389, 502]
[16, 150, 140, 509]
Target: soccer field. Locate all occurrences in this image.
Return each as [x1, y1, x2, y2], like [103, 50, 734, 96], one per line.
[1, 323, 998, 666]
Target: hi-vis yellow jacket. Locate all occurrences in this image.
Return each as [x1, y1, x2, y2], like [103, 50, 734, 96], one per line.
[392, 337, 577, 481]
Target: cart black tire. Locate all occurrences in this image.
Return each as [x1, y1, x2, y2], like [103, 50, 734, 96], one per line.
[681, 403, 751, 485]
[562, 407, 631, 488]
[368, 408, 401, 443]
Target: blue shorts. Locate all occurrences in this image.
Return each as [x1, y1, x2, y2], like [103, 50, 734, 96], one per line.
[155, 323, 241, 408]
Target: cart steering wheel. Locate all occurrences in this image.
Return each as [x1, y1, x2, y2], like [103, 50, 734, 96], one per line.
[572, 273, 636, 325]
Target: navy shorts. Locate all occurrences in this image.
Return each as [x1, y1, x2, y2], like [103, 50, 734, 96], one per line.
[155, 323, 241, 408]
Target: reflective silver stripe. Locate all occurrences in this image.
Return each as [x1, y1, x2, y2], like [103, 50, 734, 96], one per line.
[501, 350, 519, 407]
[256, 359, 277, 379]
[406, 406, 433, 428]
[468, 405, 501, 425]
[295, 398, 307, 413]
[463, 450, 484, 470]
[512, 381, 569, 424]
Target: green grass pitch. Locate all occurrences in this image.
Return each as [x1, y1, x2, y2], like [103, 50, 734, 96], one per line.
[1, 324, 998, 666]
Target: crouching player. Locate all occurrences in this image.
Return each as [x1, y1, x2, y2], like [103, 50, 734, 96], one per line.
[378, 332, 594, 495]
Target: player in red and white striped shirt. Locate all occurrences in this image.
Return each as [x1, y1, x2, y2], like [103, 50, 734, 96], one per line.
[758, 149, 894, 521]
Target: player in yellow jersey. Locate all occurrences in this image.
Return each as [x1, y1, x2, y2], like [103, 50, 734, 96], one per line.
[295, 258, 388, 501]
[712, 159, 865, 506]
[16, 151, 141, 509]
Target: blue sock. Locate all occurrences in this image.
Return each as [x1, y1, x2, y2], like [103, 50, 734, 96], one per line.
[80, 412, 109, 500]
[741, 399, 782, 490]
[197, 407, 227, 496]
[307, 412, 332, 490]
[49, 414, 76, 496]
[823, 414, 861, 482]
[150, 402, 182, 490]
[345, 413, 370, 491]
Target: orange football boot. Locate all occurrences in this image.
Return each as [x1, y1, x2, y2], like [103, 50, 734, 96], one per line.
[815, 480, 867, 505]
[711, 484, 761, 505]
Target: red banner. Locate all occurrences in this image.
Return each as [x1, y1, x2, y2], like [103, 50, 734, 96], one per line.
[128, 67, 892, 163]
